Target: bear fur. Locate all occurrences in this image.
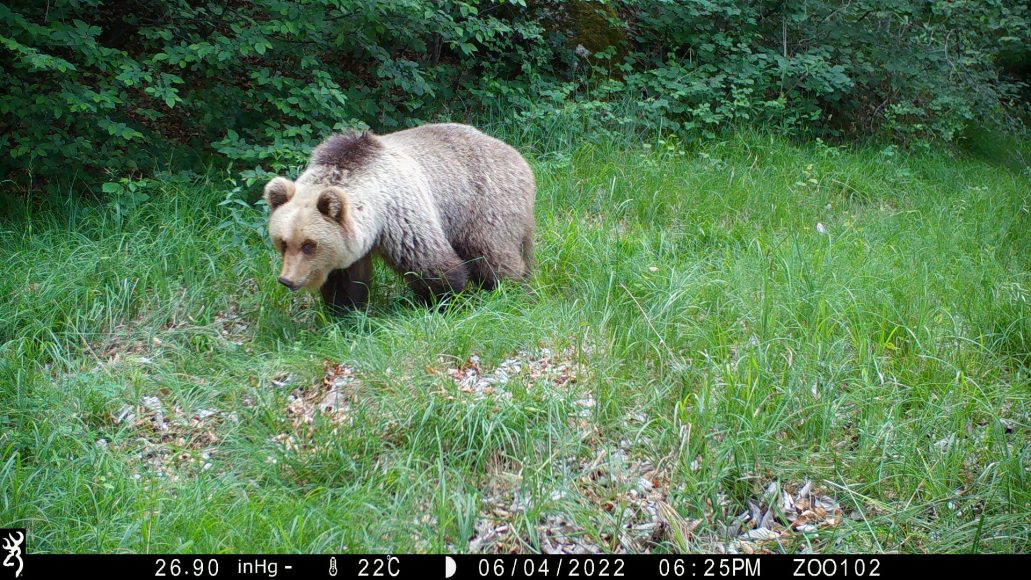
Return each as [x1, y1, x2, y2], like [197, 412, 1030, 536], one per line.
[264, 123, 536, 312]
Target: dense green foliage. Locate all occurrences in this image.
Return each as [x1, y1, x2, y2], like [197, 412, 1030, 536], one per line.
[2, 0, 1029, 192]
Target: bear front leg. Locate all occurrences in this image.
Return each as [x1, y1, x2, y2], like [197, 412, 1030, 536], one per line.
[320, 252, 373, 315]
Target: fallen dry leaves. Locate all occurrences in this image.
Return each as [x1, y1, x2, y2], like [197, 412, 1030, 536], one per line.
[717, 480, 846, 554]
[111, 395, 235, 481]
[443, 367, 851, 554]
[439, 346, 584, 400]
[272, 362, 362, 455]
[265, 344, 855, 555]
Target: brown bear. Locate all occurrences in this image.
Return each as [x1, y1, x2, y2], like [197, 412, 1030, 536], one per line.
[264, 123, 536, 312]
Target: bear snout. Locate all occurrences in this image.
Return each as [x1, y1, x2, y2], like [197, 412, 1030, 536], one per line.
[278, 276, 302, 291]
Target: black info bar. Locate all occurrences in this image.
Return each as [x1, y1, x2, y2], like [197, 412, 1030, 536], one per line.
[11, 554, 1027, 579]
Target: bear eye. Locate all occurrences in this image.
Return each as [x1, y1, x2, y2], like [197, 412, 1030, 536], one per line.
[279, 240, 287, 254]
[301, 240, 316, 255]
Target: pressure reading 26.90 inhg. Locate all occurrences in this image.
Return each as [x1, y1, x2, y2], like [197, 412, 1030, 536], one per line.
[154, 558, 220, 577]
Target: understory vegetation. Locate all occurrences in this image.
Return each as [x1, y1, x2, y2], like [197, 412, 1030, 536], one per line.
[3, 0, 1030, 193]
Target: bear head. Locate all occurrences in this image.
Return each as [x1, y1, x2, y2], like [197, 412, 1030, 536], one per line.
[264, 176, 365, 291]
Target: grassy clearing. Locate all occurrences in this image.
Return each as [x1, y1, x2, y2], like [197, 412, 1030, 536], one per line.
[1, 132, 1028, 553]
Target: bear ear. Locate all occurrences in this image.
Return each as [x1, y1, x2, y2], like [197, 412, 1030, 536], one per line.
[264, 177, 295, 211]
[316, 187, 346, 223]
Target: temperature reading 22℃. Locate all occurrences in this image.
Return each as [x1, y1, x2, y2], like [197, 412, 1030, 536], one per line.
[358, 556, 401, 577]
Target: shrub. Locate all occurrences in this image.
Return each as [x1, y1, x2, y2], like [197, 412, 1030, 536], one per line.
[1, 0, 1027, 194]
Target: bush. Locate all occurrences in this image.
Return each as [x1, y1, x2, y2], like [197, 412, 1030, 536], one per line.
[1, 0, 1028, 193]
[581, 0, 1030, 142]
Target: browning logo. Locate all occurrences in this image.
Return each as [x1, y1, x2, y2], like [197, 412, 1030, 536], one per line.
[0, 530, 23, 579]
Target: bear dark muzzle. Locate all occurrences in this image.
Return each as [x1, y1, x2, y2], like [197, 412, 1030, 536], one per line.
[278, 276, 302, 291]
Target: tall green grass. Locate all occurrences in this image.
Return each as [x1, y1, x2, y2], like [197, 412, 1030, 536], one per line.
[1, 131, 1028, 553]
